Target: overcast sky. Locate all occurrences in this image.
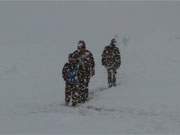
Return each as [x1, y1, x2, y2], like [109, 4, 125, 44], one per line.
[0, 1, 180, 46]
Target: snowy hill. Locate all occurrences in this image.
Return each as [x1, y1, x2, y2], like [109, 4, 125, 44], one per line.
[0, 1, 180, 134]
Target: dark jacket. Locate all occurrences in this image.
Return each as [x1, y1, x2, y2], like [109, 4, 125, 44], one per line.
[102, 45, 121, 69]
[72, 50, 95, 77]
[62, 62, 86, 85]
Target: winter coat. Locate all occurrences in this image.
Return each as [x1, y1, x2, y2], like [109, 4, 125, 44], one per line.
[72, 50, 95, 77]
[101, 45, 121, 69]
[62, 63, 86, 85]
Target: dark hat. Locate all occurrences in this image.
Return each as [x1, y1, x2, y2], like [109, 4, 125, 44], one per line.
[68, 53, 77, 63]
[110, 38, 117, 46]
[111, 38, 116, 44]
[78, 40, 86, 49]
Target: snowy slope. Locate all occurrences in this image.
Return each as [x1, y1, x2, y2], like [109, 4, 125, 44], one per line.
[0, 1, 180, 134]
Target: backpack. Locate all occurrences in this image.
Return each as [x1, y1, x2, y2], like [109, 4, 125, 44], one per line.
[66, 64, 80, 84]
[102, 47, 115, 67]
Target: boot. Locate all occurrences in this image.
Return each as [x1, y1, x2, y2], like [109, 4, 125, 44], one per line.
[108, 82, 113, 88]
[72, 102, 77, 107]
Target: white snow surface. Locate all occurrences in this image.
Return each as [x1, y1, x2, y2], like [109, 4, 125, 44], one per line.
[0, 1, 180, 134]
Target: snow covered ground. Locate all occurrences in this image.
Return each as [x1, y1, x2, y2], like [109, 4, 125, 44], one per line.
[1, 1, 180, 134]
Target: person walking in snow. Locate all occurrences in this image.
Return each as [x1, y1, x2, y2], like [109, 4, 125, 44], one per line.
[101, 38, 121, 88]
[62, 53, 82, 106]
[72, 40, 95, 102]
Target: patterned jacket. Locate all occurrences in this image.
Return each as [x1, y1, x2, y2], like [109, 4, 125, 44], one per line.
[72, 50, 95, 77]
[102, 45, 121, 69]
[62, 63, 86, 85]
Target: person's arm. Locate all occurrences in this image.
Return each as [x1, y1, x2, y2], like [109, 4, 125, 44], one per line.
[114, 48, 121, 68]
[101, 48, 106, 66]
[88, 51, 95, 76]
[90, 52, 95, 68]
[62, 63, 68, 81]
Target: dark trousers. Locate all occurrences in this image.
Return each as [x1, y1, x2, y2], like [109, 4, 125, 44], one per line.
[107, 68, 117, 88]
[65, 83, 80, 106]
[79, 76, 90, 102]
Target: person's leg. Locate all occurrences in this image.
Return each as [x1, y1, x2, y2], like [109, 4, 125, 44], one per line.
[108, 69, 112, 88]
[84, 87, 88, 101]
[71, 85, 79, 106]
[112, 69, 117, 86]
[79, 84, 86, 103]
[65, 84, 71, 105]
[84, 77, 90, 101]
